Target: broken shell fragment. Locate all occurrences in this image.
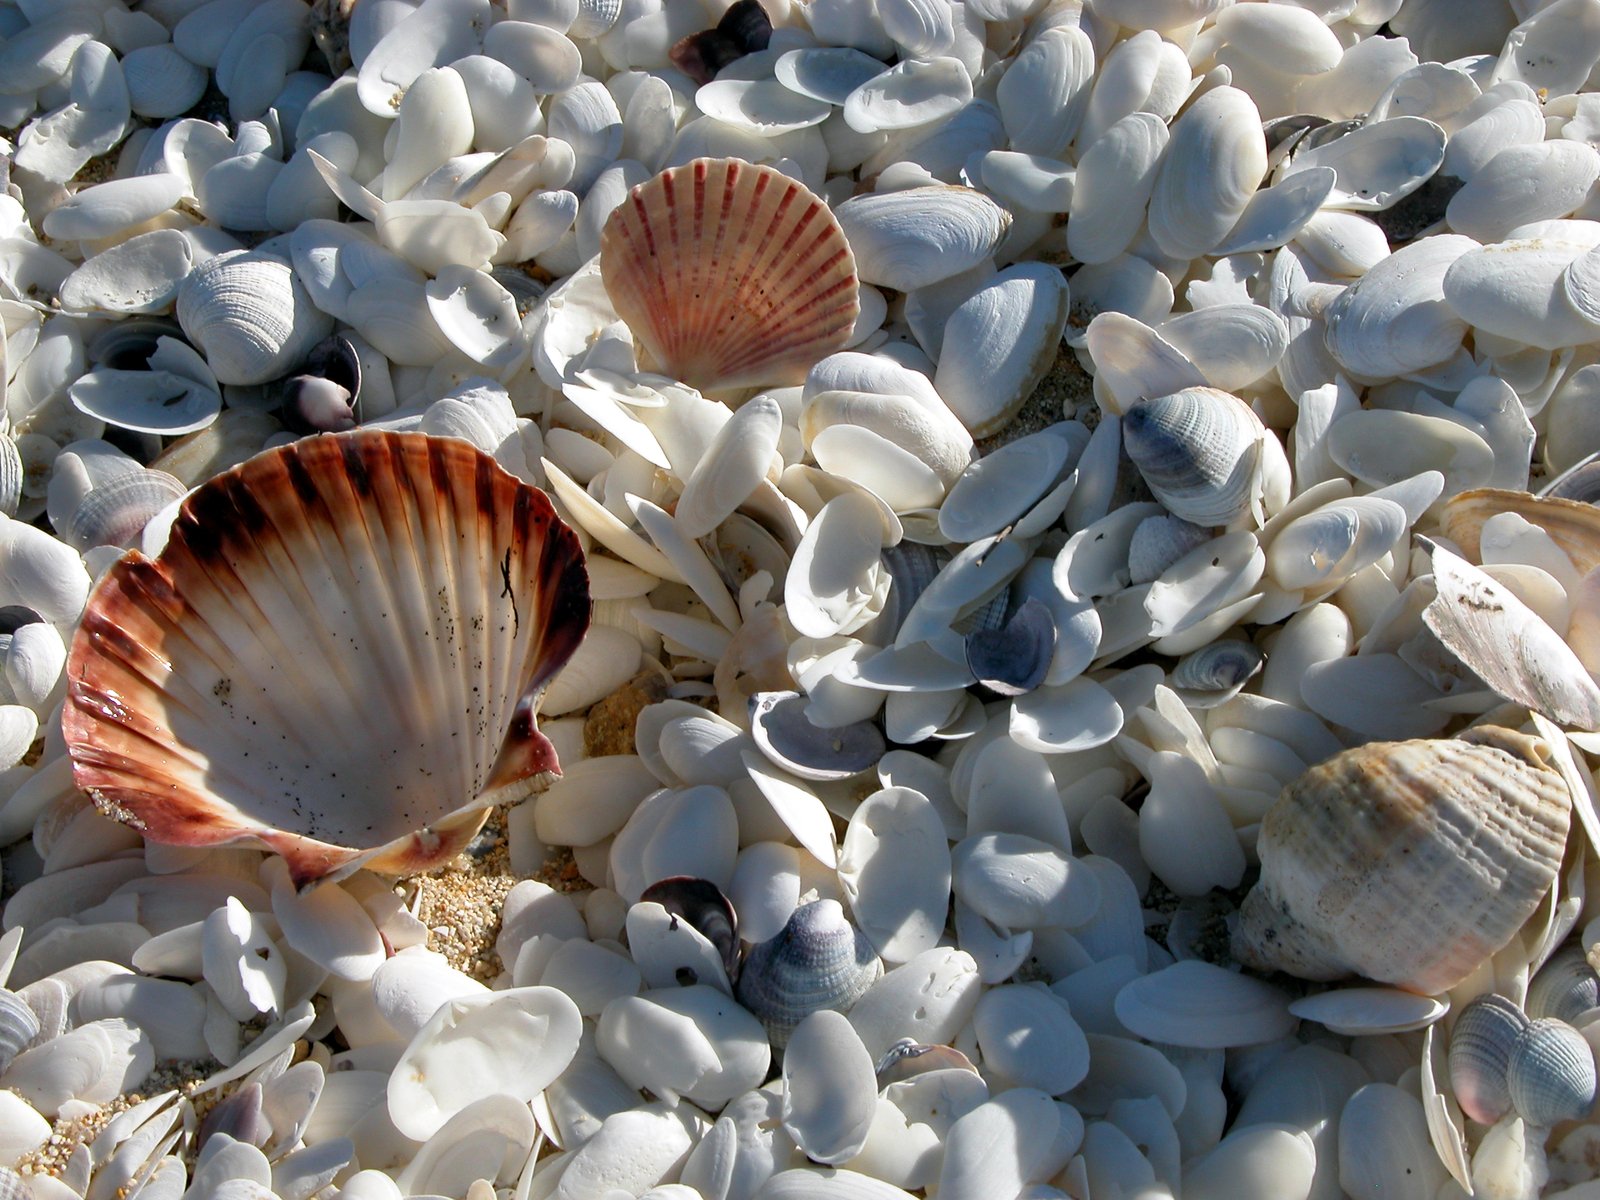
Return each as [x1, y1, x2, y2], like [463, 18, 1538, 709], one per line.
[62, 431, 590, 886]
[1232, 726, 1572, 995]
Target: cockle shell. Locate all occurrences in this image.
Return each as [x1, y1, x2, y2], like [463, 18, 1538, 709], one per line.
[176, 251, 335, 387]
[734, 898, 883, 1049]
[1448, 992, 1526, 1125]
[1232, 726, 1572, 995]
[1527, 944, 1600, 1024]
[1121, 387, 1273, 529]
[62, 431, 590, 886]
[1506, 1016, 1597, 1127]
[0, 988, 39, 1074]
[598, 158, 858, 392]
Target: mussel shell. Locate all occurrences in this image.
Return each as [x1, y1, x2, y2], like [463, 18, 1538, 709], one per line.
[734, 898, 882, 1050]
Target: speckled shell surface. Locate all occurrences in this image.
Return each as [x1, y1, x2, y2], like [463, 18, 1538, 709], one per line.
[599, 157, 859, 391]
[1232, 726, 1571, 995]
[62, 430, 590, 886]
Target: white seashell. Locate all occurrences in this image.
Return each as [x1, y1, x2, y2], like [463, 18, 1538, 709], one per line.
[43, 174, 187, 244]
[833, 186, 1009, 293]
[937, 1088, 1061, 1200]
[1322, 234, 1477, 379]
[1121, 387, 1273, 529]
[933, 263, 1069, 438]
[1213, 4, 1345, 77]
[950, 831, 1098, 931]
[1155, 305, 1288, 395]
[996, 27, 1094, 158]
[1443, 94, 1545, 182]
[58, 229, 195, 316]
[482, 20, 581, 96]
[1183, 1125, 1316, 1200]
[355, 0, 488, 117]
[1138, 751, 1247, 897]
[1115, 961, 1296, 1049]
[837, 786, 950, 964]
[177, 251, 334, 386]
[778, 49, 887, 109]
[386, 986, 581, 1142]
[1266, 493, 1411, 593]
[0, 1018, 153, 1118]
[1084, 313, 1207, 416]
[973, 984, 1089, 1095]
[70, 369, 222, 438]
[1283, 115, 1447, 212]
[1213, 166, 1337, 257]
[1493, 0, 1600, 97]
[782, 1011, 877, 1163]
[1447, 142, 1600, 243]
[1148, 87, 1266, 261]
[1447, 236, 1600, 352]
[1287, 988, 1448, 1037]
[842, 57, 971, 134]
[552, 1104, 695, 1200]
[1527, 944, 1600, 1024]
[1339, 1083, 1450, 1200]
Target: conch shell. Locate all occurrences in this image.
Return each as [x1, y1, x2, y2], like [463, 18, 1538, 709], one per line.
[1232, 726, 1571, 995]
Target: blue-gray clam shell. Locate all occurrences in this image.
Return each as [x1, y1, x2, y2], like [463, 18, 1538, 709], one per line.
[734, 898, 882, 1049]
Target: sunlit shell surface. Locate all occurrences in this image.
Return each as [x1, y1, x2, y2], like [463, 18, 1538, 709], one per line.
[599, 157, 859, 391]
[63, 431, 590, 885]
[1233, 726, 1571, 995]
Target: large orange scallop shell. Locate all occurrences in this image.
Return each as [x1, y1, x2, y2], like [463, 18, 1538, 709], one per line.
[599, 157, 859, 391]
[63, 430, 590, 887]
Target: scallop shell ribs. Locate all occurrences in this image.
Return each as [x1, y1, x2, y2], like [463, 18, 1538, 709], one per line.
[599, 157, 859, 391]
[1232, 726, 1571, 995]
[63, 430, 590, 886]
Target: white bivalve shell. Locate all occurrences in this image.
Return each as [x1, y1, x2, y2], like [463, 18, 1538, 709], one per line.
[1232, 726, 1572, 995]
[176, 251, 335, 386]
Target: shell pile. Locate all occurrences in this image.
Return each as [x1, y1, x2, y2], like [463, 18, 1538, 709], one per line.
[13, 1, 1600, 1199]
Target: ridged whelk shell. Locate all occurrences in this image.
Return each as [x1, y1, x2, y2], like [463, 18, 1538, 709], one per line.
[734, 898, 883, 1049]
[599, 158, 858, 392]
[63, 431, 590, 886]
[1448, 992, 1526, 1125]
[1232, 726, 1572, 995]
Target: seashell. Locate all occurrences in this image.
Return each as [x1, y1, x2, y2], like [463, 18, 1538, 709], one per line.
[1121, 387, 1271, 529]
[669, 0, 771, 87]
[1168, 639, 1263, 709]
[749, 690, 885, 781]
[599, 159, 858, 392]
[638, 877, 740, 983]
[781, 1010, 877, 1164]
[843, 57, 972, 134]
[1506, 1016, 1597, 1127]
[1443, 487, 1600, 577]
[1448, 992, 1526, 1125]
[1113, 960, 1296, 1049]
[834, 186, 1010, 293]
[1527, 944, 1600, 1024]
[996, 27, 1093, 158]
[1446, 235, 1600, 353]
[1447, 142, 1600, 244]
[1148, 86, 1267, 261]
[734, 898, 883, 1049]
[965, 598, 1054, 697]
[1284, 116, 1447, 212]
[0, 987, 40, 1074]
[1322, 234, 1477, 379]
[1232, 726, 1572, 994]
[62, 431, 590, 886]
[59, 469, 189, 554]
[837, 785, 951, 964]
[933, 262, 1070, 438]
[58, 229, 196, 316]
[177, 251, 335, 387]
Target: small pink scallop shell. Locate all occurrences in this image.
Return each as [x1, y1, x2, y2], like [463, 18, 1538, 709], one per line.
[63, 430, 590, 887]
[599, 157, 859, 391]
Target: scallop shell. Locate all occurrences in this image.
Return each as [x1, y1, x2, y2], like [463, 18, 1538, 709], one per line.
[734, 898, 883, 1049]
[598, 158, 858, 392]
[1447, 992, 1526, 1125]
[1121, 387, 1269, 529]
[1232, 726, 1572, 995]
[62, 431, 590, 887]
[1506, 1016, 1597, 1127]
